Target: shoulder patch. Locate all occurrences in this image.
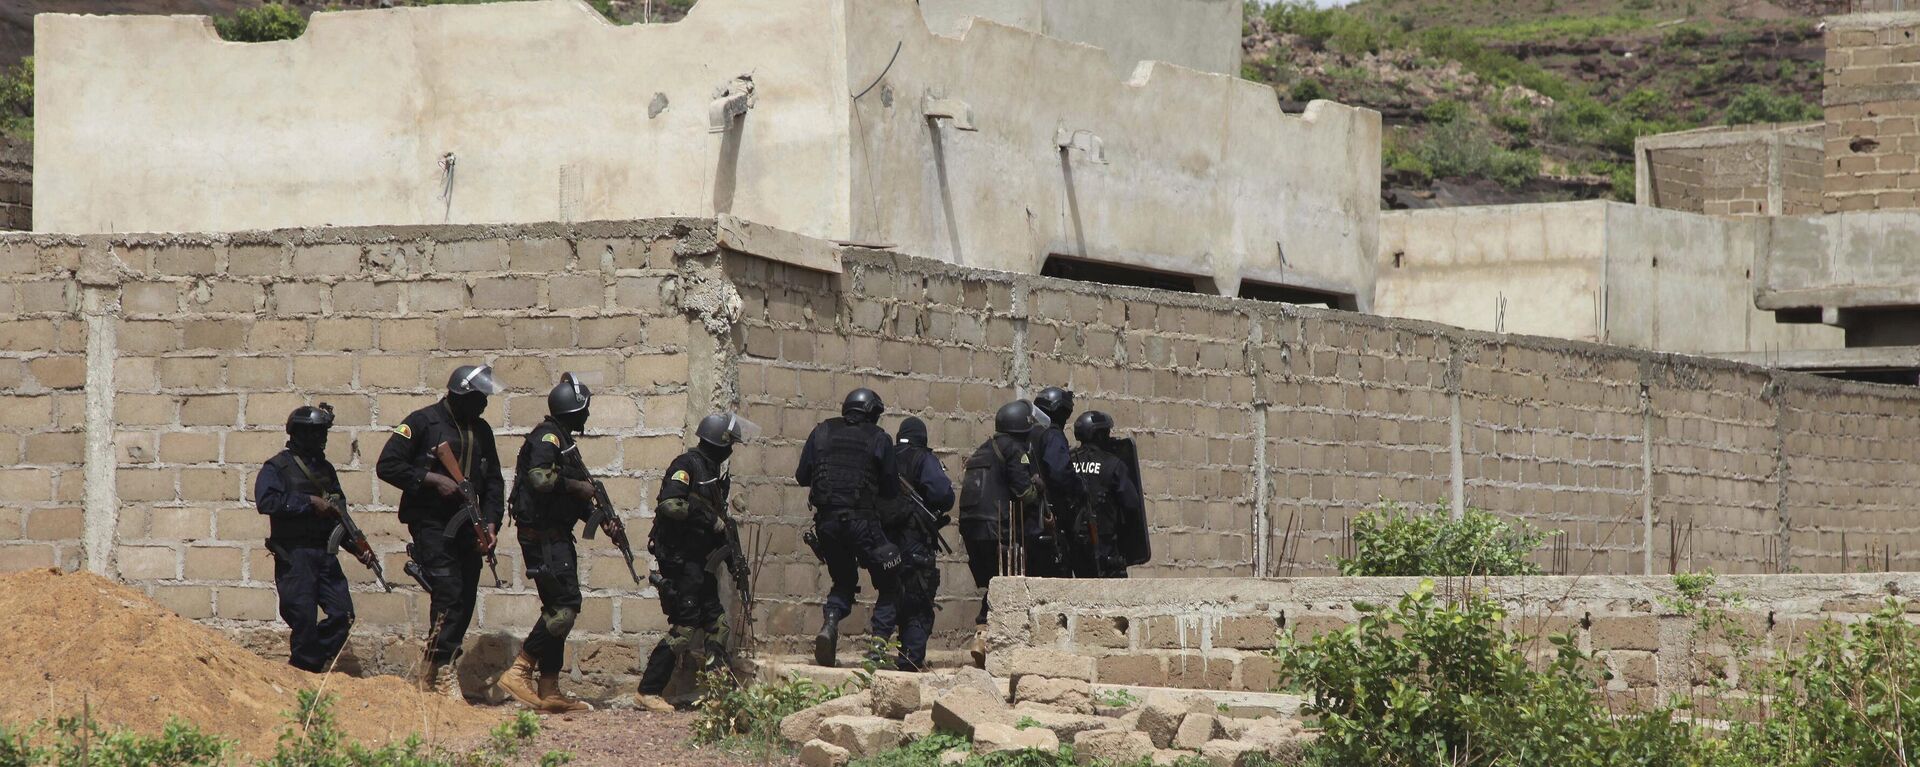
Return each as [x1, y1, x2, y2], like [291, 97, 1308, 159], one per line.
[541, 433, 561, 446]
[670, 469, 690, 484]
[1018, 454, 1029, 464]
[391, 423, 413, 439]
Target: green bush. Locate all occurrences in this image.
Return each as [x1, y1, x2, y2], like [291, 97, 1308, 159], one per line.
[1291, 79, 1329, 102]
[1265, 2, 1402, 55]
[1422, 99, 1467, 125]
[213, 4, 307, 43]
[1723, 85, 1821, 126]
[692, 672, 848, 748]
[1405, 121, 1540, 190]
[1714, 601, 1920, 765]
[1338, 502, 1547, 576]
[1663, 24, 1709, 47]
[0, 57, 30, 141]
[1272, 581, 1699, 767]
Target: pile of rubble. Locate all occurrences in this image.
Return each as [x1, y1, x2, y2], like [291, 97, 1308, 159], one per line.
[779, 651, 1316, 766]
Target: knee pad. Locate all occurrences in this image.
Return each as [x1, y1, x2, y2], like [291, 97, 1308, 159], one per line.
[542, 606, 578, 636]
[869, 541, 903, 570]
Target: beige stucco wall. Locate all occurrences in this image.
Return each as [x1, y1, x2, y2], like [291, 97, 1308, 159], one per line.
[35, 0, 1372, 301]
[918, 0, 1243, 76]
[1377, 202, 1844, 355]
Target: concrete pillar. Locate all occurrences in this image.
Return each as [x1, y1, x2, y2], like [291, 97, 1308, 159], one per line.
[77, 247, 121, 576]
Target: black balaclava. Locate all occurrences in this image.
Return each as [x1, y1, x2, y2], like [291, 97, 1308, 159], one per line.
[698, 440, 733, 465]
[288, 426, 329, 459]
[447, 391, 488, 421]
[556, 409, 590, 434]
[896, 416, 929, 449]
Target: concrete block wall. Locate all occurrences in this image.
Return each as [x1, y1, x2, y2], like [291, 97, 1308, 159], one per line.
[1822, 13, 1920, 212]
[986, 574, 1920, 706]
[1636, 123, 1823, 218]
[1, 217, 1919, 696]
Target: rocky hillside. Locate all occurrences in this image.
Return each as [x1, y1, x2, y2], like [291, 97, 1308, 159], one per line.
[1241, 0, 1839, 207]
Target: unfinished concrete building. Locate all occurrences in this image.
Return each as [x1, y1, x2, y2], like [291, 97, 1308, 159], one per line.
[35, 0, 1378, 308]
[1635, 122, 1824, 217]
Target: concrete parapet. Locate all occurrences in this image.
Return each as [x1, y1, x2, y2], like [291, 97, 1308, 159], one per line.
[34, 0, 1374, 304]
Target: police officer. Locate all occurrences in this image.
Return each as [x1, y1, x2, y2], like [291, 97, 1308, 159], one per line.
[1027, 387, 1081, 577]
[955, 400, 1041, 667]
[636, 411, 755, 713]
[1069, 411, 1149, 578]
[873, 416, 953, 672]
[376, 364, 506, 700]
[796, 388, 900, 668]
[254, 403, 358, 673]
[497, 373, 623, 713]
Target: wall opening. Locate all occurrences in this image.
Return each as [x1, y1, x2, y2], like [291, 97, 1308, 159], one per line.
[1040, 255, 1205, 294]
[1238, 279, 1351, 310]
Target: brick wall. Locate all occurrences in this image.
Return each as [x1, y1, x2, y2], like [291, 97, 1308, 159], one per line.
[1, 218, 1919, 698]
[1823, 13, 1920, 212]
[986, 574, 1920, 706]
[1638, 124, 1823, 216]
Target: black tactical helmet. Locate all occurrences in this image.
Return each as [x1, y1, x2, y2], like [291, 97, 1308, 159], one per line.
[285, 403, 335, 433]
[995, 400, 1037, 435]
[695, 412, 760, 447]
[1034, 387, 1074, 426]
[548, 372, 592, 417]
[447, 364, 504, 396]
[842, 388, 885, 422]
[1074, 410, 1114, 445]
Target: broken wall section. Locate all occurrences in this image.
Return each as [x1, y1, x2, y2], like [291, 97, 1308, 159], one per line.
[987, 574, 1920, 703]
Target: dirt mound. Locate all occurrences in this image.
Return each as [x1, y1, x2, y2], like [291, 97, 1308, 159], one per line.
[0, 568, 500, 757]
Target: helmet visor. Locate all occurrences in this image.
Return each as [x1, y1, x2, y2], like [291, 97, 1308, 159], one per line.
[455, 365, 505, 396]
[725, 413, 762, 444]
[1031, 408, 1052, 430]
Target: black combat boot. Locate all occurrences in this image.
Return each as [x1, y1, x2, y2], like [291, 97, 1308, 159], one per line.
[814, 609, 844, 668]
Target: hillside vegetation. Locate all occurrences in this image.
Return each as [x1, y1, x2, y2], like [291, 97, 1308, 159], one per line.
[1242, 0, 1834, 207]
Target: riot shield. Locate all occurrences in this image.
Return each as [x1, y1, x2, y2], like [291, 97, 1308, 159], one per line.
[1110, 437, 1151, 566]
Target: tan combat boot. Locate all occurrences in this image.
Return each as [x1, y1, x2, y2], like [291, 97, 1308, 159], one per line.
[434, 662, 464, 702]
[497, 652, 541, 708]
[634, 692, 676, 713]
[968, 627, 988, 668]
[537, 674, 592, 713]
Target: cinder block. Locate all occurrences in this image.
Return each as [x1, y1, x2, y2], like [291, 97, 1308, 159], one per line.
[247, 320, 310, 352]
[123, 282, 181, 314]
[332, 282, 401, 313]
[482, 592, 541, 630]
[179, 468, 242, 502]
[1590, 616, 1661, 651]
[312, 319, 376, 351]
[1163, 654, 1235, 690]
[510, 317, 572, 348]
[150, 507, 213, 539]
[151, 245, 218, 276]
[183, 319, 248, 350]
[0, 395, 51, 427]
[1095, 653, 1165, 687]
[625, 353, 688, 389]
[113, 320, 176, 354]
[270, 282, 327, 315]
[214, 586, 280, 620]
[472, 277, 539, 310]
[1213, 615, 1282, 650]
[159, 432, 221, 464]
[548, 274, 603, 310]
[184, 546, 245, 580]
[293, 356, 355, 388]
[151, 584, 214, 619]
[118, 545, 179, 579]
[214, 508, 271, 540]
[507, 237, 573, 272]
[24, 507, 82, 540]
[432, 239, 508, 272]
[226, 357, 289, 389]
[179, 394, 241, 427]
[0, 544, 54, 573]
[291, 244, 362, 276]
[578, 317, 641, 348]
[23, 432, 83, 464]
[0, 466, 60, 501]
[442, 317, 509, 351]
[359, 355, 422, 389]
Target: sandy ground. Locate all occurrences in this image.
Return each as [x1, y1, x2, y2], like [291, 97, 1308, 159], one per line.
[508, 709, 800, 767]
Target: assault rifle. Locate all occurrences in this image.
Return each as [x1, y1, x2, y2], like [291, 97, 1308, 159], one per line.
[895, 476, 952, 554]
[431, 441, 502, 587]
[692, 496, 753, 612]
[582, 479, 642, 584]
[324, 493, 392, 592]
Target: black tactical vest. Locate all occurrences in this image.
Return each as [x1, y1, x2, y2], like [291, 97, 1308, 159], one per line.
[1071, 444, 1117, 529]
[265, 450, 342, 547]
[885, 443, 934, 529]
[809, 419, 882, 512]
[510, 420, 592, 530]
[958, 435, 1016, 533]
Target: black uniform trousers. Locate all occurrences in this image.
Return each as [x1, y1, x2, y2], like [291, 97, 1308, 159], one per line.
[638, 547, 726, 695]
[408, 520, 484, 666]
[870, 529, 938, 671]
[520, 529, 583, 675]
[815, 511, 898, 623]
[273, 544, 355, 673]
